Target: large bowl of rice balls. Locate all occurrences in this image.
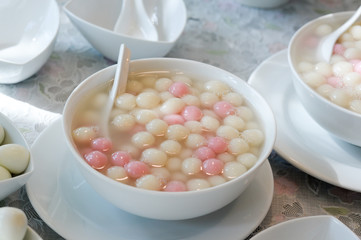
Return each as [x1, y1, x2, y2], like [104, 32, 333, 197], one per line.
[63, 58, 276, 220]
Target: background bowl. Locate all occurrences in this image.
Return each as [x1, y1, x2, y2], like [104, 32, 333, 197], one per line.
[238, 0, 288, 8]
[0, 113, 33, 200]
[0, 0, 59, 84]
[63, 0, 187, 61]
[288, 11, 361, 147]
[250, 215, 359, 240]
[63, 58, 276, 220]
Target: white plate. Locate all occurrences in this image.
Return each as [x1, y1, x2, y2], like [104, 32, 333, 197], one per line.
[26, 118, 273, 240]
[250, 215, 359, 240]
[249, 49, 361, 192]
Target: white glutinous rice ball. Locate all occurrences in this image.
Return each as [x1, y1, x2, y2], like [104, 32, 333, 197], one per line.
[0, 207, 28, 240]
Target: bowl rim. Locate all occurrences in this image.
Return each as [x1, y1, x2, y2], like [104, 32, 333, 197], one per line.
[63, 0, 187, 44]
[63, 57, 276, 196]
[288, 10, 361, 119]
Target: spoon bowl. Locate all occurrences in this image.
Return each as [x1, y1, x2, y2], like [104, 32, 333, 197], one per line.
[114, 0, 158, 41]
[318, 5, 361, 62]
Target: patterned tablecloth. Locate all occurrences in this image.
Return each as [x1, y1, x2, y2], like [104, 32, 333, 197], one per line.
[1, 0, 361, 239]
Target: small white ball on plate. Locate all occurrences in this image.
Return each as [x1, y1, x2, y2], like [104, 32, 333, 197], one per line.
[115, 93, 136, 110]
[0, 144, 30, 174]
[141, 148, 168, 167]
[155, 77, 173, 92]
[112, 114, 136, 131]
[136, 92, 161, 109]
[166, 124, 189, 141]
[136, 174, 162, 191]
[72, 126, 98, 144]
[182, 157, 202, 175]
[216, 125, 239, 140]
[131, 131, 155, 149]
[160, 140, 182, 155]
[223, 161, 247, 179]
[146, 119, 168, 136]
[0, 207, 28, 240]
[241, 129, 264, 147]
[236, 153, 257, 169]
[160, 98, 185, 115]
[186, 178, 210, 191]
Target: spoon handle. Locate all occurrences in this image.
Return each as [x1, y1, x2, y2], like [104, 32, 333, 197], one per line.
[109, 44, 130, 102]
[102, 44, 130, 138]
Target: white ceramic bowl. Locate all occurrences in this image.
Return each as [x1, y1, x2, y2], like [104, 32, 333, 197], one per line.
[63, 0, 187, 61]
[0, 0, 59, 84]
[0, 113, 33, 200]
[288, 11, 361, 147]
[250, 215, 359, 240]
[63, 58, 276, 220]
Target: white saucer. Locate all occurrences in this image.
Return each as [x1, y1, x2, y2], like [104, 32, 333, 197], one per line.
[26, 118, 273, 240]
[249, 49, 361, 192]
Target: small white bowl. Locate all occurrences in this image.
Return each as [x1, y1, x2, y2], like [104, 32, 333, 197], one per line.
[63, 0, 187, 61]
[250, 215, 359, 240]
[0, 0, 59, 84]
[288, 11, 361, 147]
[63, 58, 276, 220]
[0, 113, 33, 200]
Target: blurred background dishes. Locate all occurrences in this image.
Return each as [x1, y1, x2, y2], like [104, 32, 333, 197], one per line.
[238, 0, 289, 8]
[0, 0, 59, 84]
[63, 0, 187, 61]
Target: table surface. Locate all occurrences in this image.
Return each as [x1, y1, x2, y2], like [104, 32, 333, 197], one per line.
[1, 0, 361, 239]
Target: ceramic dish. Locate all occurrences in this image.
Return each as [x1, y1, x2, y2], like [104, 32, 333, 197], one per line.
[26, 118, 273, 240]
[0, 112, 33, 200]
[250, 215, 358, 240]
[0, 0, 59, 84]
[248, 50, 361, 192]
[63, 0, 187, 61]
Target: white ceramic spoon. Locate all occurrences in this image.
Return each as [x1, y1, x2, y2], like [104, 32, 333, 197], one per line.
[319, 5, 361, 62]
[102, 44, 130, 138]
[113, 0, 158, 41]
